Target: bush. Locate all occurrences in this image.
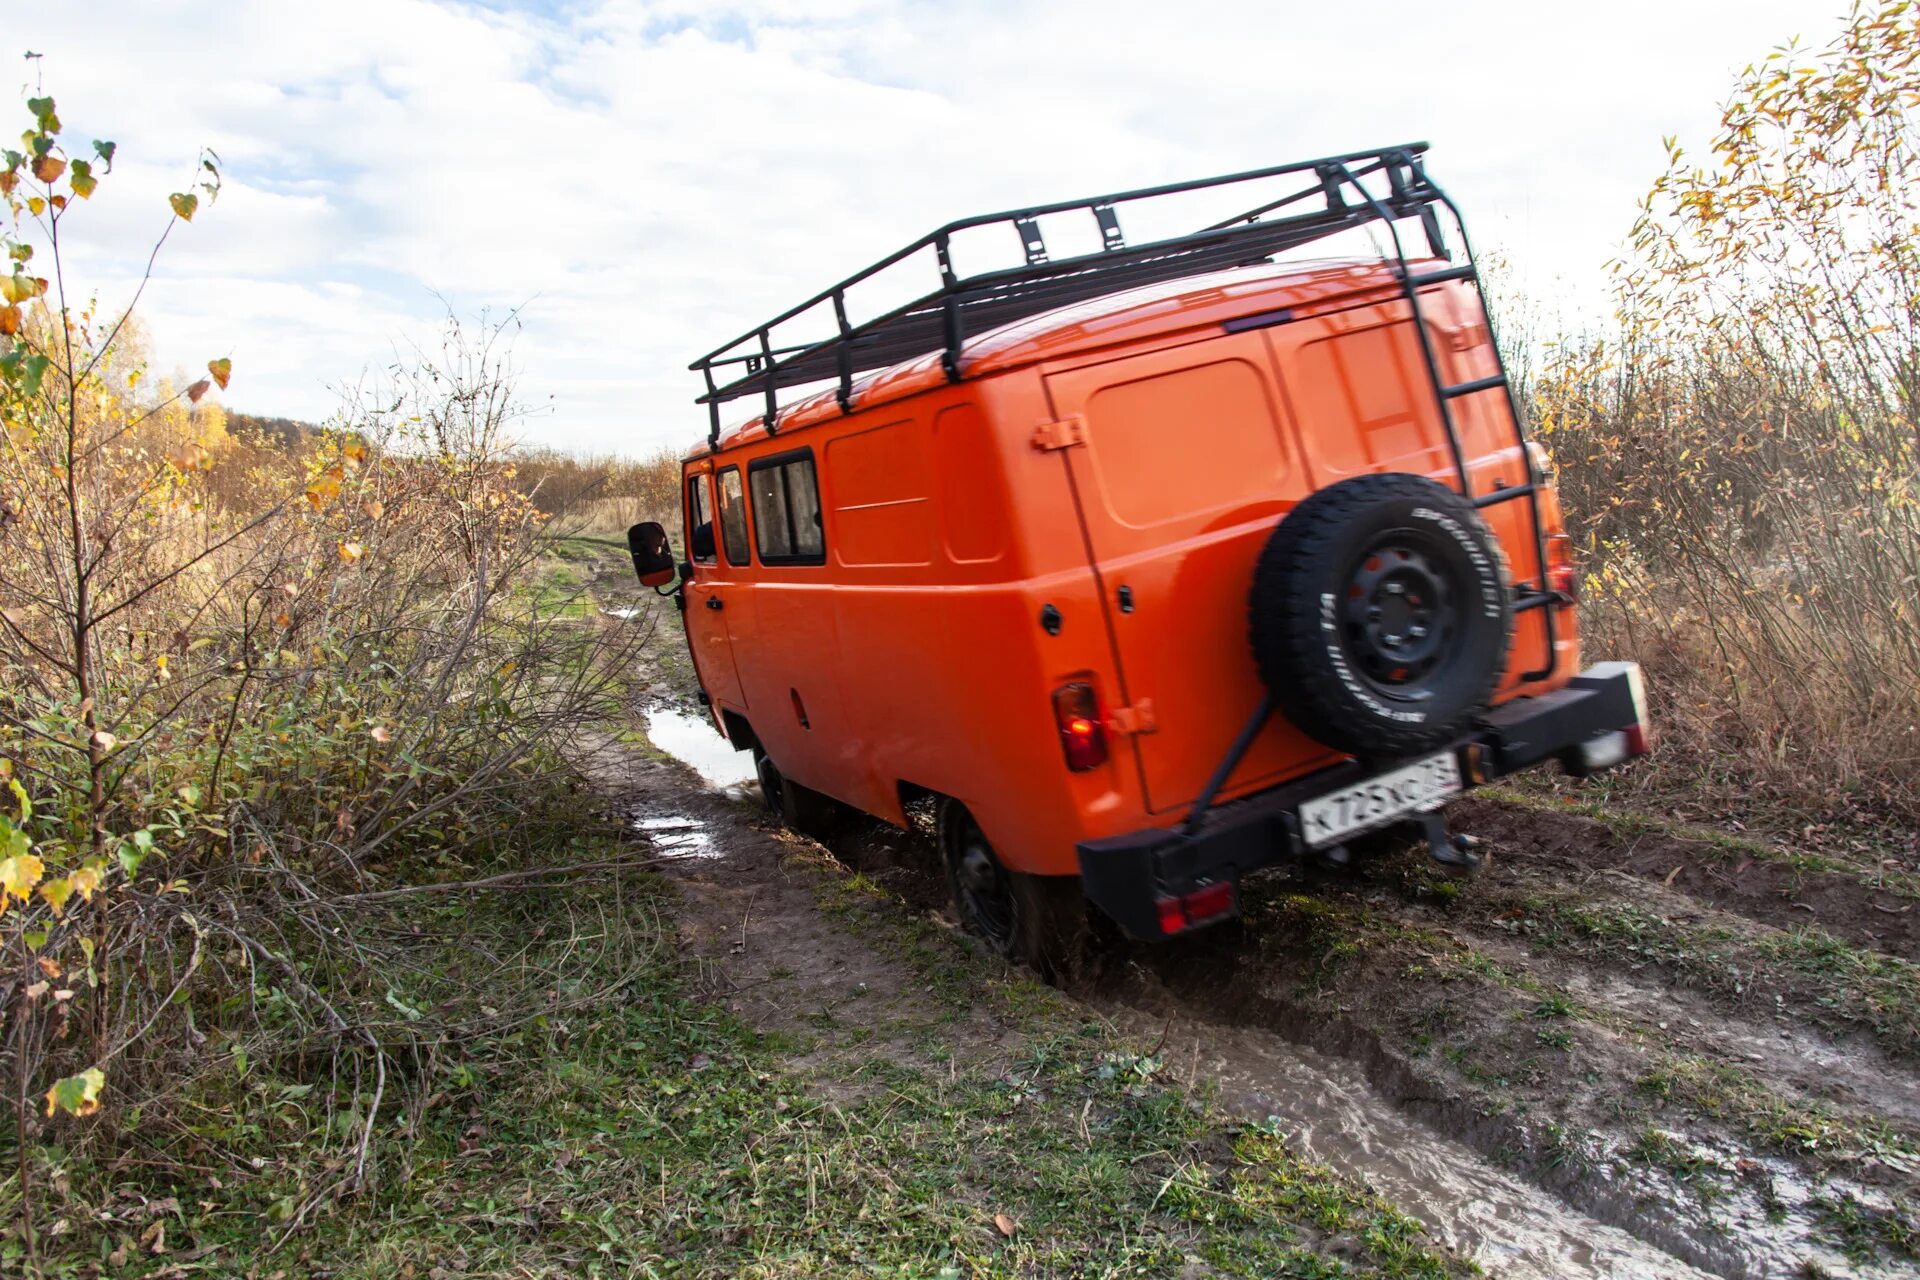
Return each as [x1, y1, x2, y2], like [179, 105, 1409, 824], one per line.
[1531, 0, 1920, 819]
[0, 82, 644, 1264]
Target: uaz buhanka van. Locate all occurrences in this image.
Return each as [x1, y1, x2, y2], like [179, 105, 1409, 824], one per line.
[628, 144, 1649, 976]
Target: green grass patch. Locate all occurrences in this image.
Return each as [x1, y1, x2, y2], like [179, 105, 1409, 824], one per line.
[20, 834, 1478, 1278]
[1502, 894, 1920, 1055]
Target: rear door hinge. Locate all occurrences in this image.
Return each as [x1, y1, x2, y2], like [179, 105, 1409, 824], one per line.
[1032, 415, 1087, 450]
[1110, 699, 1157, 735]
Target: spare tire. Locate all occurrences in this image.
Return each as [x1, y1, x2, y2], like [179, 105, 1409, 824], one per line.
[1249, 473, 1511, 759]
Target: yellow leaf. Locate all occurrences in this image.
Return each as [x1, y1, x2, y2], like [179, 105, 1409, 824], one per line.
[31, 153, 64, 184]
[343, 442, 367, 465]
[338, 541, 365, 563]
[44, 1067, 105, 1118]
[207, 357, 231, 389]
[26, 196, 44, 216]
[0, 853, 45, 902]
[91, 729, 118, 752]
[38, 876, 72, 916]
[306, 466, 343, 512]
[25, 981, 48, 999]
[69, 863, 102, 902]
[362, 500, 384, 520]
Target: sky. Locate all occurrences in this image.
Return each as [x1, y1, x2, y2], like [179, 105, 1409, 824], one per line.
[11, 0, 1853, 456]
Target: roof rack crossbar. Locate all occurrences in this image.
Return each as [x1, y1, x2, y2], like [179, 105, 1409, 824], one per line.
[690, 142, 1435, 426]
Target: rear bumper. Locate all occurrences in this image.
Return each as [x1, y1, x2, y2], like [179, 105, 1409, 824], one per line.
[1076, 661, 1648, 941]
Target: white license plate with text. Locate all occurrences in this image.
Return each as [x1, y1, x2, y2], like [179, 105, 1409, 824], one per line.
[1298, 752, 1462, 848]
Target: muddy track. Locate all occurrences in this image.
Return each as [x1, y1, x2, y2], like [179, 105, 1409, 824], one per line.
[623, 688, 1917, 1277]
[814, 783, 1920, 1278]
[1451, 796, 1920, 961]
[608, 719, 1724, 1278]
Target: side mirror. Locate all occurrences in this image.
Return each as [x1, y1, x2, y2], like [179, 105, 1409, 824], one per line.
[627, 521, 677, 588]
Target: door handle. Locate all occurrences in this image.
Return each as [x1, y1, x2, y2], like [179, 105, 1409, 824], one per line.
[705, 597, 724, 610]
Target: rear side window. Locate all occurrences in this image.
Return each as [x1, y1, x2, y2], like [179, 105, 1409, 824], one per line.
[686, 473, 716, 564]
[716, 466, 750, 566]
[749, 449, 825, 565]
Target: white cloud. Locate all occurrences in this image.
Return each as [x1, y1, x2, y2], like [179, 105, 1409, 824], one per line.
[12, 0, 1852, 454]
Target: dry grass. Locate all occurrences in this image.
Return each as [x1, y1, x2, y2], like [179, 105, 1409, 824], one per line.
[510, 447, 683, 538]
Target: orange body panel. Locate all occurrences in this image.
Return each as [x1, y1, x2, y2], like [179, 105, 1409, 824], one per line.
[675, 259, 1580, 876]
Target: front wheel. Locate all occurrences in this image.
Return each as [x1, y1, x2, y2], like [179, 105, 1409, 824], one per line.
[938, 800, 1086, 983]
[753, 748, 843, 839]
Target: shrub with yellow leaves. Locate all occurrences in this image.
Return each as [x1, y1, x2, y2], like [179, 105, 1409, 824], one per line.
[0, 74, 643, 1263]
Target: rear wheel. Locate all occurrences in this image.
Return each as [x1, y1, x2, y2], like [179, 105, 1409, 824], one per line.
[938, 800, 1086, 983]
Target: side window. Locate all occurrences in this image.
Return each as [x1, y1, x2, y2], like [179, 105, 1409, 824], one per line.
[749, 449, 826, 565]
[686, 473, 716, 565]
[716, 467, 750, 567]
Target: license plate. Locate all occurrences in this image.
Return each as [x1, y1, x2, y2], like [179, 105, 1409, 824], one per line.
[1297, 751, 1462, 848]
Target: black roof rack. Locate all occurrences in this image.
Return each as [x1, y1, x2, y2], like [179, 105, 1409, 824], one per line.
[689, 142, 1452, 445]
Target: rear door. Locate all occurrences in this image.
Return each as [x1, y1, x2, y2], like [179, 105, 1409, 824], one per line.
[679, 468, 748, 714]
[1043, 333, 1338, 814]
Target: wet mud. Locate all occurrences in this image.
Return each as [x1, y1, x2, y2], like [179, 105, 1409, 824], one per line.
[626, 705, 1917, 1278]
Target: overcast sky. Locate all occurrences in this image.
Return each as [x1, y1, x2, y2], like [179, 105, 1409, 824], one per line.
[14, 0, 1850, 456]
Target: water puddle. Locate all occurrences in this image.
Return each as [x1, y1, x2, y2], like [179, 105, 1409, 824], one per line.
[643, 705, 757, 789]
[633, 814, 718, 859]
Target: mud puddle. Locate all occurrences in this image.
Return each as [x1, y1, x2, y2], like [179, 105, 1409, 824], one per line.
[1109, 1007, 1724, 1279]
[632, 814, 720, 858]
[642, 705, 756, 791]
[638, 720, 1746, 1279]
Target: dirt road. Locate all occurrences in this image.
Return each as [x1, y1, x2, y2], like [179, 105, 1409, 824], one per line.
[603, 689, 1918, 1279]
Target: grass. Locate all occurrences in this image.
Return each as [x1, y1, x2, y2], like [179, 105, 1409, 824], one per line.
[17, 824, 1477, 1279]
[1498, 893, 1920, 1055]
[1630, 1054, 1917, 1168]
[1811, 1190, 1920, 1265]
[1480, 784, 1920, 899]
[1623, 1127, 1731, 1202]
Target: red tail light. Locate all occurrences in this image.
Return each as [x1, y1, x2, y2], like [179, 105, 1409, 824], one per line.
[1155, 881, 1237, 935]
[1052, 683, 1108, 771]
[1545, 532, 1578, 600]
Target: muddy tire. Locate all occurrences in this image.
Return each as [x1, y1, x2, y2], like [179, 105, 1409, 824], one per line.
[1249, 473, 1511, 759]
[754, 748, 843, 839]
[939, 799, 1086, 983]
[752, 748, 784, 816]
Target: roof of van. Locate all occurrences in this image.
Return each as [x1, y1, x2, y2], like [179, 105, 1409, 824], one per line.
[687, 255, 1412, 458]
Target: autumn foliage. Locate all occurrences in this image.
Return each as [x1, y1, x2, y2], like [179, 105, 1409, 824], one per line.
[0, 74, 638, 1263]
[1532, 0, 1920, 818]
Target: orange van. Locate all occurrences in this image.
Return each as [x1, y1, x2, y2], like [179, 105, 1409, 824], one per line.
[629, 145, 1648, 974]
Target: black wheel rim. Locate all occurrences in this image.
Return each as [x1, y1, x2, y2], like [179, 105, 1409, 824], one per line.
[1340, 531, 1463, 702]
[955, 831, 1016, 949]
